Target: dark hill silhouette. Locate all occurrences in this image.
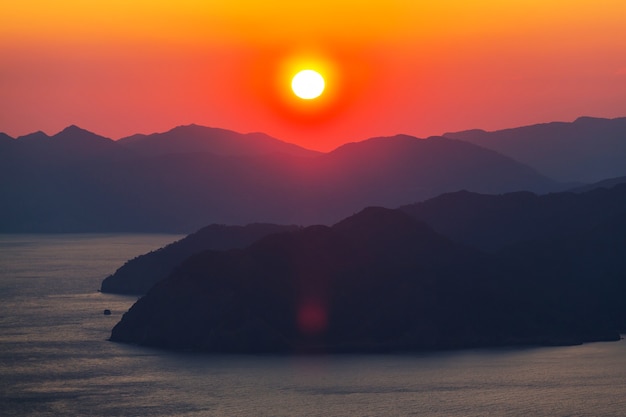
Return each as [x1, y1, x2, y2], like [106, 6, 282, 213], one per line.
[52, 125, 118, 153]
[444, 116, 626, 183]
[100, 183, 626, 297]
[567, 175, 626, 193]
[400, 184, 626, 251]
[118, 124, 320, 158]
[110, 207, 621, 353]
[16, 130, 50, 143]
[110, 208, 498, 352]
[101, 223, 299, 294]
[313, 135, 555, 211]
[0, 127, 556, 232]
[494, 209, 626, 339]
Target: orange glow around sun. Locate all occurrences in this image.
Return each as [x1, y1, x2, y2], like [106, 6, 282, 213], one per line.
[240, 47, 378, 131]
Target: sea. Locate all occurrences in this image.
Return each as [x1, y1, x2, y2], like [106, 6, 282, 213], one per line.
[1, 234, 625, 417]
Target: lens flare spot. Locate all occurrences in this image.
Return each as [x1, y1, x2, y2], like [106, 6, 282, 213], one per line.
[297, 301, 328, 335]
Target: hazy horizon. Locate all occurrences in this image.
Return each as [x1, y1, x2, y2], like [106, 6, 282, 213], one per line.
[3, 114, 625, 153]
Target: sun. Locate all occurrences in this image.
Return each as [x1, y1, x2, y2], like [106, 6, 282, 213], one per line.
[291, 69, 325, 100]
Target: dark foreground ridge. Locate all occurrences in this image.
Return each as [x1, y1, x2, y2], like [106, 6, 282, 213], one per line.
[101, 223, 299, 294]
[110, 207, 624, 353]
[401, 182, 626, 251]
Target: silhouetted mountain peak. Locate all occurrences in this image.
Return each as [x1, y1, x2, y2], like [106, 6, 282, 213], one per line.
[573, 116, 614, 124]
[53, 125, 112, 143]
[17, 131, 50, 142]
[57, 124, 89, 135]
[331, 207, 454, 258]
[168, 124, 229, 137]
[118, 124, 319, 158]
[443, 116, 626, 182]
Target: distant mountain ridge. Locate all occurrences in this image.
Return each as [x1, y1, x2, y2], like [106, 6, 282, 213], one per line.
[567, 175, 626, 193]
[3, 124, 316, 160]
[4, 125, 120, 162]
[0, 125, 556, 232]
[444, 116, 626, 183]
[117, 124, 321, 158]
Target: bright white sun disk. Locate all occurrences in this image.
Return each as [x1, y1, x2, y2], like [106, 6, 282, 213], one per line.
[291, 69, 325, 99]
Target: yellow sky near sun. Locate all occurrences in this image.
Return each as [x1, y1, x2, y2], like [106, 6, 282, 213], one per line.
[3, 0, 625, 71]
[4, 0, 625, 46]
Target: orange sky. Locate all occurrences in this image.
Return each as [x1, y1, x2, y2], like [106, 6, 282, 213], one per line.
[2, 0, 626, 150]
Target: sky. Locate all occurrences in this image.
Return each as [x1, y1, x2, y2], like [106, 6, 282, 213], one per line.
[2, 0, 626, 151]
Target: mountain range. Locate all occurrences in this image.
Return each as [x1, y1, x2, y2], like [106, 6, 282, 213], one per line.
[2, 116, 625, 233]
[4, 116, 624, 353]
[0, 122, 570, 232]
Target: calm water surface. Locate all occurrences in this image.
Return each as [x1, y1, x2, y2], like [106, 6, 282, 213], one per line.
[1, 234, 625, 416]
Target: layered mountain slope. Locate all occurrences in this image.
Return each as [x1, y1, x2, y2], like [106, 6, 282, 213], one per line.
[305, 135, 556, 213]
[101, 223, 299, 294]
[401, 183, 626, 251]
[444, 116, 626, 183]
[567, 175, 626, 193]
[0, 127, 555, 232]
[118, 124, 320, 158]
[100, 183, 626, 298]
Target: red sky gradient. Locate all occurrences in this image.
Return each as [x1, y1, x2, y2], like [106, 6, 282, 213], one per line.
[2, 0, 626, 151]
